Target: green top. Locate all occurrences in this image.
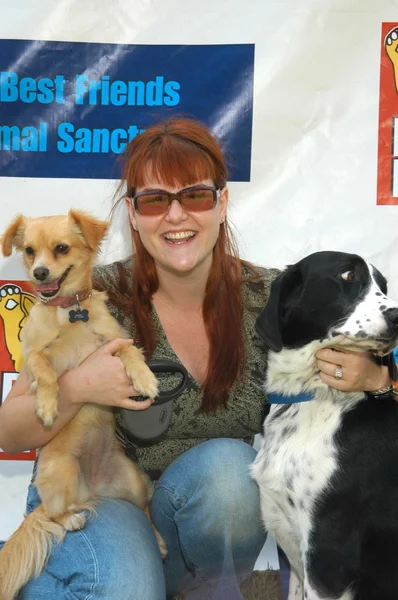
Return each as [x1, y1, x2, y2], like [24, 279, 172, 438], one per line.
[93, 258, 279, 479]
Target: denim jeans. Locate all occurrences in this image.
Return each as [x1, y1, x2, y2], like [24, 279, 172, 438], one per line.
[3, 438, 266, 600]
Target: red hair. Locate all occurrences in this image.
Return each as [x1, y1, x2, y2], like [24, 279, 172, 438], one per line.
[109, 118, 248, 411]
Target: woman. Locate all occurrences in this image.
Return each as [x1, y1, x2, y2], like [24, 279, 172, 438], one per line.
[0, 118, 391, 600]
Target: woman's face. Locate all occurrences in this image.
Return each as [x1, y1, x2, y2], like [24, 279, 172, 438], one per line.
[126, 175, 228, 279]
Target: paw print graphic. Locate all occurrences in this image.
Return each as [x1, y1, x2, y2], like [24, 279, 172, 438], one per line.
[385, 27, 398, 93]
[0, 284, 36, 371]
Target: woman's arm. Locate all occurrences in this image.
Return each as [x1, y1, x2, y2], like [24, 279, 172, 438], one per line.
[0, 338, 155, 454]
[0, 366, 81, 454]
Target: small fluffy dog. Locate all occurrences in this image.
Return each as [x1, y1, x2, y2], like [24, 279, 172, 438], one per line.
[0, 210, 166, 600]
[251, 251, 398, 600]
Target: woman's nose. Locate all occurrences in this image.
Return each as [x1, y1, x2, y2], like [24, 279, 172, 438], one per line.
[165, 198, 187, 221]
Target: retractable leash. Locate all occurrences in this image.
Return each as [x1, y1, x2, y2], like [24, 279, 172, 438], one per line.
[120, 359, 189, 441]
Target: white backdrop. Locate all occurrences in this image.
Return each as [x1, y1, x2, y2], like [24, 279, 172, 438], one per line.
[0, 0, 398, 573]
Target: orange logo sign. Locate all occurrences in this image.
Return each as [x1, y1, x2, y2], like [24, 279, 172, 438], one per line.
[377, 23, 398, 205]
[0, 281, 37, 461]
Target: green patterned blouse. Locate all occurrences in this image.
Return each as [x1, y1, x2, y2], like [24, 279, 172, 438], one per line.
[93, 258, 279, 479]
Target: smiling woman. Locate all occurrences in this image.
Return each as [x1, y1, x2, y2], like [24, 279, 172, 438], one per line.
[110, 119, 235, 409]
[126, 176, 227, 283]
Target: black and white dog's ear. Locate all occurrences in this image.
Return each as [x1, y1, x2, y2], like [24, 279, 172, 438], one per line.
[371, 264, 388, 295]
[255, 265, 302, 352]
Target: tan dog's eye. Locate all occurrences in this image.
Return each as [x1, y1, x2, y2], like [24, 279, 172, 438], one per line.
[25, 247, 34, 256]
[55, 244, 70, 255]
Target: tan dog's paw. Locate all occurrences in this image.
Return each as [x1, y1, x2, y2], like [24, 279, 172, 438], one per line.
[115, 343, 159, 398]
[36, 391, 59, 426]
[56, 512, 86, 532]
[130, 364, 159, 399]
[36, 406, 59, 427]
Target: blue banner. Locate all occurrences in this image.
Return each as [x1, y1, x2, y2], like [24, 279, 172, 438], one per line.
[0, 39, 254, 181]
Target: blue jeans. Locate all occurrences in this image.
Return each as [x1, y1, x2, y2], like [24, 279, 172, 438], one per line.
[4, 438, 266, 600]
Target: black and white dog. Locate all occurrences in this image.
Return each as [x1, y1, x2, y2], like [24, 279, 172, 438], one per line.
[250, 251, 398, 600]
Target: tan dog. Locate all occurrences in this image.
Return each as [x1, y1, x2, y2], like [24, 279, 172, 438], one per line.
[0, 210, 166, 600]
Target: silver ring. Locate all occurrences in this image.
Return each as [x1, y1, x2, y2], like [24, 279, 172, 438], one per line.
[334, 366, 343, 380]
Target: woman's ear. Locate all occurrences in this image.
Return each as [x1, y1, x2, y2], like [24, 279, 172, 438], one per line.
[219, 187, 229, 222]
[125, 197, 138, 232]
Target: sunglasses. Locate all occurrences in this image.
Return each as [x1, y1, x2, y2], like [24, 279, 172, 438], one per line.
[132, 185, 221, 216]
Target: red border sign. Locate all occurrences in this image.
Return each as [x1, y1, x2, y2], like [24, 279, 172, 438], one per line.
[377, 23, 398, 204]
[0, 280, 36, 461]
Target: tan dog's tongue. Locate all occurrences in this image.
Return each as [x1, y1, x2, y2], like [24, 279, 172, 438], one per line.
[36, 278, 60, 292]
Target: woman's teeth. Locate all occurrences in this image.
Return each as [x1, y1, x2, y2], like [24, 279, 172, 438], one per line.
[163, 231, 196, 244]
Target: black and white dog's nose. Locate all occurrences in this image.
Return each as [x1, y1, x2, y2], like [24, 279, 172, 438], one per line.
[383, 308, 398, 327]
[33, 267, 50, 281]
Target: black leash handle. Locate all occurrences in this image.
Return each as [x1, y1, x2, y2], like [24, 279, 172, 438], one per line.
[133, 359, 189, 405]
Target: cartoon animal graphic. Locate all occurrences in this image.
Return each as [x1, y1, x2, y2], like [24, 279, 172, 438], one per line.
[385, 26, 398, 93]
[0, 284, 36, 371]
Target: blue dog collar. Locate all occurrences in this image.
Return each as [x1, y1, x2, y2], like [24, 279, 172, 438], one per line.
[267, 392, 314, 404]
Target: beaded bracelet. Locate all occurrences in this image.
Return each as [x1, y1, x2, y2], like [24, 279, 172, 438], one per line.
[370, 351, 398, 399]
[367, 384, 395, 399]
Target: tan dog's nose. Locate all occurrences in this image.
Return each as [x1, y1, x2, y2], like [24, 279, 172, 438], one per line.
[33, 267, 50, 281]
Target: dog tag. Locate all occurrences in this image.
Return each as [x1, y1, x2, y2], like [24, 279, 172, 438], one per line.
[69, 309, 89, 323]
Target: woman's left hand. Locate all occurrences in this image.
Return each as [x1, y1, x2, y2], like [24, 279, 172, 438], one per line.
[315, 347, 391, 393]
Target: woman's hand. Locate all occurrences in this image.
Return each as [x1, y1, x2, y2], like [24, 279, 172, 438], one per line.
[62, 338, 155, 411]
[315, 347, 391, 393]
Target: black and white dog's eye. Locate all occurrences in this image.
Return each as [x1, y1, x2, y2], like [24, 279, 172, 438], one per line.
[341, 270, 355, 281]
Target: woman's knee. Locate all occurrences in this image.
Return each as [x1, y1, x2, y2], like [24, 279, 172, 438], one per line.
[153, 439, 265, 546]
[157, 438, 260, 512]
[20, 498, 166, 600]
[151, 439, 266, 594]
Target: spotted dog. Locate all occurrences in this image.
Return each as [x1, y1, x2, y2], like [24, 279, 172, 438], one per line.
[250, 251, 398, 600]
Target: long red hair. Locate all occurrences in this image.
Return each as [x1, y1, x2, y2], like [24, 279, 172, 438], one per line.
[109, 118, 248, 411]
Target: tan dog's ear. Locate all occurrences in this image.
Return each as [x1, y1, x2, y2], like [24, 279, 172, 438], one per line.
[1, 215, 26, 256]
[69, 210, 110, 251]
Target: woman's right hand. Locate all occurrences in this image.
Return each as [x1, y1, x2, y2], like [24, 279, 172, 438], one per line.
[63, 338, 155, 411]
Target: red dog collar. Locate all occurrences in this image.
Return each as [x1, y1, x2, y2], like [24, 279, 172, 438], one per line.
[38, 290, 92, 309]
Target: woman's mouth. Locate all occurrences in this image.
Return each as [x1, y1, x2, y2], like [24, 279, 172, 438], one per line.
[35, 266, 73, 298]
[162, 231, 197, 245]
